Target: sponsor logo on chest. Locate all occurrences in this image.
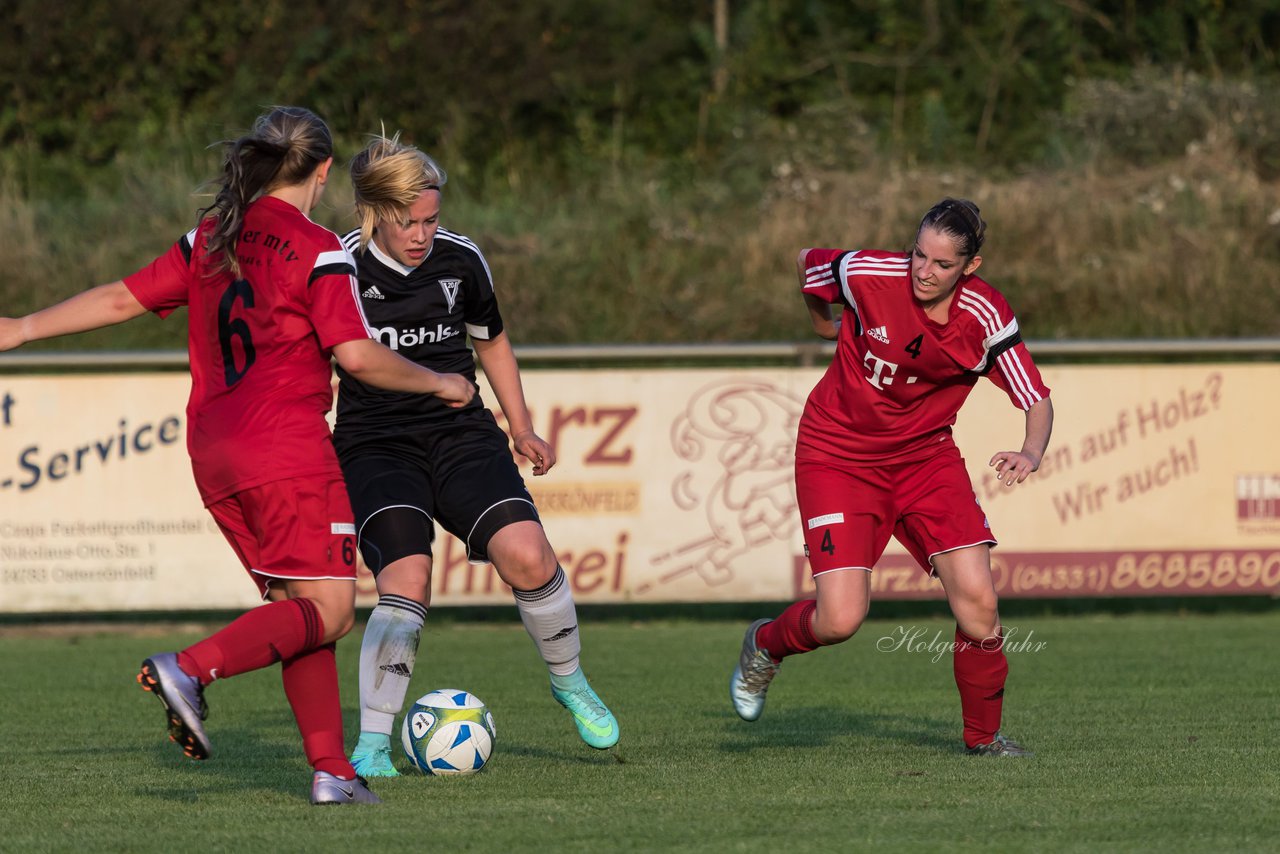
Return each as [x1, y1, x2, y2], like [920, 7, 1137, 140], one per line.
[374, 323, 462, 350]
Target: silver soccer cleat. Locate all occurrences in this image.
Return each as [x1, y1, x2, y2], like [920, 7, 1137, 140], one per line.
[311, 772, 382, 805]
[730, 618, 781, 721]
[966, 733, 1034, 757]
[138, 653, 211, 760]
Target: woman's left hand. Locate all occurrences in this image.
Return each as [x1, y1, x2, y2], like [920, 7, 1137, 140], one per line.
[514, 431, 556, 476]
[989, 450, 1040, 486]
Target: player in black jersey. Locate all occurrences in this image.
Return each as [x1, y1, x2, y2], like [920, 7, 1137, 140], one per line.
[334, 135, 619, 776]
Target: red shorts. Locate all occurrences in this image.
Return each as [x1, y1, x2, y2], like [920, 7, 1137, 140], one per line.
[795, 443, 995, 577]
[206, 475, 359, 598]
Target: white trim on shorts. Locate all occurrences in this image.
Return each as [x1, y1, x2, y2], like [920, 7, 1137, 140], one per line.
[925, 539, 998, 575]
[255, 571, 357, 600]
[357, 503, 434, 551]
[811, 565, 874, 577]
[466, 497, 538, 562]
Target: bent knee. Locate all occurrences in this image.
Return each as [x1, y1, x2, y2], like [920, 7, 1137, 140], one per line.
[976, 589, 999, 614]
[321, 606, 355, 643]
[812, 613, 866, 645]
[493, 544, 557, 591]
[963, 591, 1001, 626]
[377, 556, 432, 603]
[301, 594, 355, 643]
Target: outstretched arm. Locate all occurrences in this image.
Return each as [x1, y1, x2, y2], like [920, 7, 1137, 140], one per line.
[989, 397, 1054, 486]
[473, 331, 554, 475]
[0, 281, 148, 351]
[332, 338, 475, 407]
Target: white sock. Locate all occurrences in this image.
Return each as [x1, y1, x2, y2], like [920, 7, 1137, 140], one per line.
[513, 566, 581, 677]
[358, 594, 427, 736]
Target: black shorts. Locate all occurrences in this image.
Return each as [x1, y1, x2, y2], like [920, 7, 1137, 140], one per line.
[338, 409, 540, 573]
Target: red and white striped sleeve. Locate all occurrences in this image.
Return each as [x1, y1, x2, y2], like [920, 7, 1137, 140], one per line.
[955, 284, 1050, 410]
[799, 248, 846, 304]
[307, 239, 374, 351]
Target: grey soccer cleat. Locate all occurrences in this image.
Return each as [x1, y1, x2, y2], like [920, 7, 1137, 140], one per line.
[311, 772, 382, 805]
[730, 618, 781, 721]
[138, 653, 211, 760]
[966, 733, 1034, 757]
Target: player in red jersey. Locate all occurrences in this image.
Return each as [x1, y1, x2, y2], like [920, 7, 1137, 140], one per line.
[0, 107, 474, 803]
[729, 198, 1054, 756]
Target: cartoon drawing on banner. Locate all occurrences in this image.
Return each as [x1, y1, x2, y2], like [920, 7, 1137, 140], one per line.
[649, 380, 803, 588]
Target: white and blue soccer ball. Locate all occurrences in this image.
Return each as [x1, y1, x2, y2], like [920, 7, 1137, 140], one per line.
[400, 689, 496, 776]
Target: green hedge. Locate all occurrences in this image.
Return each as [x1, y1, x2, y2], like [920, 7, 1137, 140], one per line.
[6, 0, 1279, 182]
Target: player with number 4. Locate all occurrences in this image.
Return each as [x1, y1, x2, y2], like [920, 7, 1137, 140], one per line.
[729, 198, 1054, 757]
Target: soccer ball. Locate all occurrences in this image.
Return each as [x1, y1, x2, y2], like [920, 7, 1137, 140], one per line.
[400, 689, 496, 776]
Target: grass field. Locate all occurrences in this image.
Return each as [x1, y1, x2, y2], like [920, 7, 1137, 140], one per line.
[1, 610, 1277, 852]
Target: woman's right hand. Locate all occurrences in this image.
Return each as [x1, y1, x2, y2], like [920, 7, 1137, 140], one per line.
[433, 372, 476, 408]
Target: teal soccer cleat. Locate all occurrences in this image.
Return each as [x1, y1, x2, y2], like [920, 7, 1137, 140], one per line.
[350, 731, 400, 778]
[551, 669, 619, 749]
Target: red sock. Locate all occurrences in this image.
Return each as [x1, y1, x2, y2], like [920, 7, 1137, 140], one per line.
[953, 626, 1008, 748]
[282, 643, 356, 778]
[754, 599, 821, 662]
[178, 598, 323, 685]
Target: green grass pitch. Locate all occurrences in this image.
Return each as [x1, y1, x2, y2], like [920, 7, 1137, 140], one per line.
[1, 611, 1277, 852]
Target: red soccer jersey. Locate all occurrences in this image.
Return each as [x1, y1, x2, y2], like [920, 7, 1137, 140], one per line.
[124, 196, 372, 504]
[796, 248, 1049, 465]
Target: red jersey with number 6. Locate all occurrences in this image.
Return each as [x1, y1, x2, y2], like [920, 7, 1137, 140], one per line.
[797, 247, 1049, 466]
[124, 196, 372, 505]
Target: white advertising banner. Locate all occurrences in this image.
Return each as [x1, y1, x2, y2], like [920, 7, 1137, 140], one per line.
[2, 364, 1278, 613]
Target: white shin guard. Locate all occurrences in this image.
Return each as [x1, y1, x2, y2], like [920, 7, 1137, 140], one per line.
[513, 566, 581, 677]
[359, 594, 427, 735]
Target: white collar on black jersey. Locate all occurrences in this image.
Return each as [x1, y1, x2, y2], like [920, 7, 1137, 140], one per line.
[367, 235, 433, 277]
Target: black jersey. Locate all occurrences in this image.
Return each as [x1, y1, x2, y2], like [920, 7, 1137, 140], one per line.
[333, 226, 504, 448]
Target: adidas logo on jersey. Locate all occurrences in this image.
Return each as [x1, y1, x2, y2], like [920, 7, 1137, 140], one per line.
[362, 285, 386, 300]
[867, 325, 890, 343]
